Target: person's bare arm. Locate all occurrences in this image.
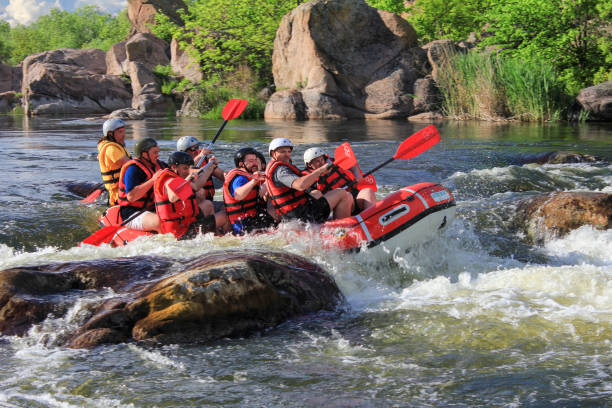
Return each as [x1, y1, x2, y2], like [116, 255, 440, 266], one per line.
[126, 172, 159, 202]
[291, 164, 330, 191]
[234, 172, 265, 200]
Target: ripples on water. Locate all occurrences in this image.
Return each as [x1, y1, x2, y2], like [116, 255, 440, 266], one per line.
[0, 116, 611, 406]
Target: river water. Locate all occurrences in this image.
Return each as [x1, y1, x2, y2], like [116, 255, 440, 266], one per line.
[0, 115, 611, 407]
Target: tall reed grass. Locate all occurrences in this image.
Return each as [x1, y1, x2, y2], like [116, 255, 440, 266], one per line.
[193, 87, 266, 120]
[435, 51, 569, 121]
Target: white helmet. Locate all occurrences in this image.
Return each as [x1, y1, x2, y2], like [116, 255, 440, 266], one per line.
[102, 118, 125, 136]
[269, 138, 293, 156]
[304, 147, 326, 165]
[177, 136, 201, 152]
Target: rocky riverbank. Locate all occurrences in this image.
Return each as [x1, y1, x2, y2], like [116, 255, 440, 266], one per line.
[0, 0, 609, 122]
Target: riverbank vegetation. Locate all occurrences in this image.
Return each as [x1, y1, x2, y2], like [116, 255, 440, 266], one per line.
[0, 6, 130, 65]
[435, 52, 568, 121]
[150, 0, 297, 120]
[0, 0, 609, 121]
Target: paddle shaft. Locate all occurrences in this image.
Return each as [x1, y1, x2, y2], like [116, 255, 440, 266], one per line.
[173, 160, 216, 193]
[195, 122, 227, 168]
[360, 157, 394, 180]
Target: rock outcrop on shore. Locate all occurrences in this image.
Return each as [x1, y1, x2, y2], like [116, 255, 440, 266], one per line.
[22, 49, 133, 115]
[265, 0, 432, 120]
[574, 81, 612, 122]
[3, 0, 608, 121]
[0, 251, 344, 348]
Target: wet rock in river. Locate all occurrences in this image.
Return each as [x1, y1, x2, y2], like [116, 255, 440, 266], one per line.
[0, 251, 344, 348]
[516, 192, 612, 243]
[70, 250, 343, 348]
[519, 151, 603, 165]
[0, 257, 174, 337]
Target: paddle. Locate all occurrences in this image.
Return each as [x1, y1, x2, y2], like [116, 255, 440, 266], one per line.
[80, 209, 146, 246]
[333, 142, 358, 170]
[79, 183, 105, 203]
[333, 143, 377, 192]
[351, 125, 440, 184]
[168, 160, 216, 202]
[195, 98, 249, 168]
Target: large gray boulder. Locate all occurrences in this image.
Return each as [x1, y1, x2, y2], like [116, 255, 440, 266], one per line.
[575, 81, 612, 121]
[125, 33, 170, 71]
[106, 34, 176, 117]
[0, 251, 344, 348]
[106, 41, 128, 75]
[170, 38, 202, 83]
[22, 49, 133, 115]
[0, 91, 20, 113]
[265, 0, 430, 120]
[127, 0, 187, 36]
[0, 63, 22, 93]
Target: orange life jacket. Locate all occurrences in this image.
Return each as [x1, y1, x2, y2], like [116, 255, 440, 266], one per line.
[117, 158, 162, 211]
[303, 155, 356, 194]
[195, 153, 216, 200]
[153, 169, 198, 238]
[222, 168, 265, 224]
[265, 160, 308, 216]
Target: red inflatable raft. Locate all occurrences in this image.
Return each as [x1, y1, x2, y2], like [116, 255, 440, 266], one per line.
[96, 182, 455, 252]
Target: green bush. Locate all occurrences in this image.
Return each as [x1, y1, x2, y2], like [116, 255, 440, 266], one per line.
[151, 0, 296, 90]
[481, 0, 610, 95]
[5, 6, 130, 65]
[187, 85, 265, 120]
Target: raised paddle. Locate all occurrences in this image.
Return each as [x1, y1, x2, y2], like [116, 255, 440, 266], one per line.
[333, 142, 358, 170]
[333, 142, 377, 192]
[195, 98, 249, 167]
[351, 125, 440, 184]
[79, 182, 105, 203]
[80, 208, 147, 246]
[168, 160, 216, 202]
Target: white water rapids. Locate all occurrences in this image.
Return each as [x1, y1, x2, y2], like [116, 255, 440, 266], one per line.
[0, 117, 611, 406]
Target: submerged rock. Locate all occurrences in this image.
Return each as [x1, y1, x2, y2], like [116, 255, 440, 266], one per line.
[516, 192, 612, 243]
[519, 151, 603, 165]
[0, 251, 344, 348]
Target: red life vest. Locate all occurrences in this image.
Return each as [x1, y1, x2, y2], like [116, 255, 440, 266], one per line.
[304, 155, 356, 194]
[265, 160, 308, 216]
[153, 169, 199, 238]
[222, 168, 265, 224]
[117, 158, 162, 211]
[196, 154, 216, 200]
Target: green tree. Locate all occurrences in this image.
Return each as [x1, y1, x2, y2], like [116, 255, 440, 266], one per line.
[7, 6, 130, 65]
[152, 0, 296, 88]
[484, 0, 612, 93]
[366, 0, 408, 15]
[367, 0, 492, 44]
[0, 21, 11, 63]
